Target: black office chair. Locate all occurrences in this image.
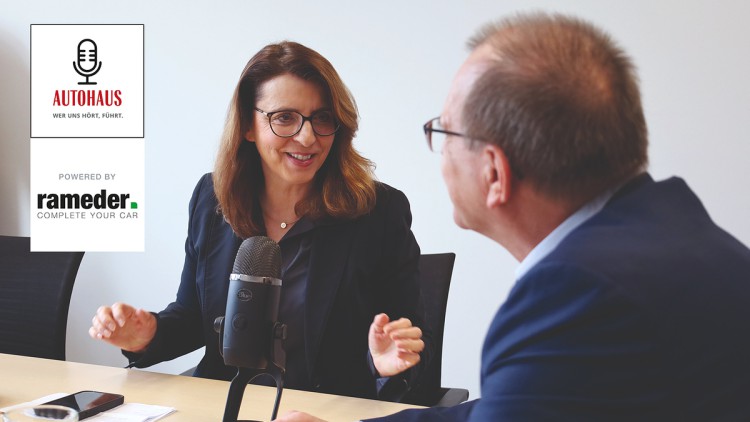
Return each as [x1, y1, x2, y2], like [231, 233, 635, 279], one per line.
[402, 252, 470, 407]
[0, 235, 84, 360]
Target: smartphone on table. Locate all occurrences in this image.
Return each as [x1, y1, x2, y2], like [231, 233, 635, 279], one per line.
[43, 390, 124, 420]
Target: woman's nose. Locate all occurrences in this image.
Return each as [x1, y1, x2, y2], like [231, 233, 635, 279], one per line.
[293, 120, 316, 147]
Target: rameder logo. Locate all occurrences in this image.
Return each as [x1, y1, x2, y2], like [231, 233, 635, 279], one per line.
[36, 189, 139, 220]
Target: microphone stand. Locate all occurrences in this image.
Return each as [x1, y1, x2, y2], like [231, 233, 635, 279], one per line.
[221, 321, 287, 422]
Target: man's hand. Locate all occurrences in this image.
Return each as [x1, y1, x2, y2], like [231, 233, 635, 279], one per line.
[273, 410, 327, 421]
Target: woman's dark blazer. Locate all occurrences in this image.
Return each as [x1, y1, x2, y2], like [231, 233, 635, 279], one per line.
[129, 173, 429, 400]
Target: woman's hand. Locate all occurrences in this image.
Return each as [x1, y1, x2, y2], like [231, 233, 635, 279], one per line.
[369, 313, 424, 377]
[88, 302, 157, 353]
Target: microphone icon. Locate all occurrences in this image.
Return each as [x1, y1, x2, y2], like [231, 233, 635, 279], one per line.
[73, 39, 102, 85]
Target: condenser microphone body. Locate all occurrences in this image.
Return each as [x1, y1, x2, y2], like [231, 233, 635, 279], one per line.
[221, 236, 282, 370]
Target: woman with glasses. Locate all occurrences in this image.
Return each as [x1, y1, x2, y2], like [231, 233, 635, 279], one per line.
[89, 41, 428, 401]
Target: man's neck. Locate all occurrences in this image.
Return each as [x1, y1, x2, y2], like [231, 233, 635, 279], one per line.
[486, 182, 602, 262]
[509, 176, 640, 279]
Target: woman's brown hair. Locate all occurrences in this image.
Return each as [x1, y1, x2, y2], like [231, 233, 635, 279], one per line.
[213, 41, 377, 238]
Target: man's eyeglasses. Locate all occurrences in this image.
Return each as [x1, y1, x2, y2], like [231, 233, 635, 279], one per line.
[255, 107, 340, 138]
[424, 116, 525, 178]
[423, 117, 470, 153]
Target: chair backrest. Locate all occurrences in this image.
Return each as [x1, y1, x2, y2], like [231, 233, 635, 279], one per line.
[403, 252, 456, 406]
[0, 235, 84, 360]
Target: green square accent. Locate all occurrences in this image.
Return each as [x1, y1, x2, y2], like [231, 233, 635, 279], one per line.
[130, 202, 138, 209]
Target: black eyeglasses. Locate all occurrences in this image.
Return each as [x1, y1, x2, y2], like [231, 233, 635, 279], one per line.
[255, 107, 340, 138]
[423, 117, 470, 153]
[424, 116, 525, 179]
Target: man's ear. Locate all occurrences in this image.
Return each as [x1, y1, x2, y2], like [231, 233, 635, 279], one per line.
[481, 144, 512, 208]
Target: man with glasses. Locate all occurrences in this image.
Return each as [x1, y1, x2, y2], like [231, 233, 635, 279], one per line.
[277, 11, 750, 422]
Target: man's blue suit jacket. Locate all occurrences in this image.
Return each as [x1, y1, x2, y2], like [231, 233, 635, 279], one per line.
[373, 174, 750, 421]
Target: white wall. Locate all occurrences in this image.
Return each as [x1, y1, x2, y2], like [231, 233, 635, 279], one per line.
[2, 0, 749, 401]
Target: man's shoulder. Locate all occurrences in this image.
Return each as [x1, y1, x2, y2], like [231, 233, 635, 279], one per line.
[539, 175, 706, 268]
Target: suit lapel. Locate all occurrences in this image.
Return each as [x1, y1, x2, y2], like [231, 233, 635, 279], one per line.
[304, 220, 356, 380]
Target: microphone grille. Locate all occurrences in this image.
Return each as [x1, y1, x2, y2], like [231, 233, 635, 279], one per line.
[232, 236, 281, 278]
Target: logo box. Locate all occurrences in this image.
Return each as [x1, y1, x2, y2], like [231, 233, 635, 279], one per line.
[31, 24, 144, 138]
[30, 139, 145, 252]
